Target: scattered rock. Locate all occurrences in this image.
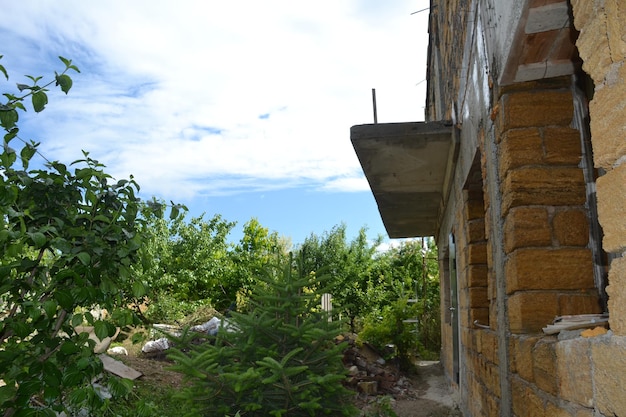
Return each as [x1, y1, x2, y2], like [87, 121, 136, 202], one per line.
[358, 381, 378, 395]
[341, 335, 409, 397]
[107, 346, 128, 355]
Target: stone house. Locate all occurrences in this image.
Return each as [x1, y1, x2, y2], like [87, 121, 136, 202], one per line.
[351, 0, 626, 415]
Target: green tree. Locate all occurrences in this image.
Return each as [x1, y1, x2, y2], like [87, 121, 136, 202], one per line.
[359, 238, 441, 364]
[137, 207, 236, 321]
[231, 218, 289, 305]
[0, 56, 156, 415]
[297, 224, 382, 332]
[169, 255, 357, 417]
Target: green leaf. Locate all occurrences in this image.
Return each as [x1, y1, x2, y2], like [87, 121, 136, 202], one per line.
[27, 231, 46, 248]
[76, 252, 91, 265]
[93, 320, 109, 341]
[4, 127, 19, 143]
[42, 361, 63, 388]
[132, 280, 146, 298]
[12, 320, 31, 338]
[20, 143, 37, 169]
[60, 340, 79, 355]
[55, 289, 74, 310]
[16, 379, 42, 403]
[108, 377, 134, 398]
[43, 300, 58, 318]
[0, 384, 17, 407]
[43, 385, 61, 403]
[58, 56, 71, 68]
[170, 205, 179, 220]
[55, 74, 73, 94]
[0, 63, 8, 80]
[16, 83, 31, 91]
[32, 90, 48, 112]
[25, 75, 42, 83]
[0, 108, 18, 129]
[71, 313, 84, 327]
[63, 369, 86, 388]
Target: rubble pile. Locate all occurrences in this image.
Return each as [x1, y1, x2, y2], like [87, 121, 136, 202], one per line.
[340, 335, 413, 399]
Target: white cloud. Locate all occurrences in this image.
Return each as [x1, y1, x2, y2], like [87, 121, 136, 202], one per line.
[1, 0, 430, 201]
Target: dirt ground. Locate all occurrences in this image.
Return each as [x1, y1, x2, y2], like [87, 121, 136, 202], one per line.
[392, 361, 461, 417]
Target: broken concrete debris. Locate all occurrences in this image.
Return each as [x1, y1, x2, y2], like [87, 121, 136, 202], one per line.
[99, 354, 143, 380]
[342, 336, 413, 398]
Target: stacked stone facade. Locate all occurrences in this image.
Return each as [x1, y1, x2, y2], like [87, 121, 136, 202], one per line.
[427, 0, 626, 415]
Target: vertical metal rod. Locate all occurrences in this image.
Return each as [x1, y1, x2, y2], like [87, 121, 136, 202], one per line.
[372, 88, 378, 124]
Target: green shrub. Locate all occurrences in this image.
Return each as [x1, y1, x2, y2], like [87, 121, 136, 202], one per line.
[144, 296, 216, 324]
[168, 255, 358, 417]
[358, 298, 421, 371]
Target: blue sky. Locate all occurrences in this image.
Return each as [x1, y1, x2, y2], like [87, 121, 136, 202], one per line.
[1, 1, 430, 247]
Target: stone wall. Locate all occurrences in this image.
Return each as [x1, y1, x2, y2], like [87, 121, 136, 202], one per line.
[432, 0, 626, 415]
[570, 0, 626, 415]
[494, 78, 601, 335]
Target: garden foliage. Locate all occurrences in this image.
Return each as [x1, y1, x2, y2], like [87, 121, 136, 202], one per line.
[169, 255, 358, 417]
[0, 56, 167, 416]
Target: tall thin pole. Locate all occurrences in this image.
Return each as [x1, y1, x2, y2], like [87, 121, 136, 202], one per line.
[372, 88, 378, 124]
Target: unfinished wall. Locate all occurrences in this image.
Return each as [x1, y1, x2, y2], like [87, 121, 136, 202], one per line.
[494, 78, 601, 334]
[431, 0, 626, 415]
[570, 0, 626, 415]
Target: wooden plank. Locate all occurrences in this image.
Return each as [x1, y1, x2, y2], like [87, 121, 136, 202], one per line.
[99, 354, 143, 380]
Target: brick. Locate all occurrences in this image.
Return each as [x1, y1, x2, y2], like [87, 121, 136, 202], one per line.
[467, 217, 486, 243]
[508, 292, 559, 334]
[511, 376, 546, 417]
[492, 125, 581, 176]
[468, 242, 488, 264]
[556, 337, 593, 407]
[464, 189, 485, 220]
[511, 335, 541, 382]
[502, 167, 586, 214]
[470, 308, 490, 330]
[552, 209, 589, 247]
[504, 207, 551, 253]
[542, 127, 583, 165]
[479, 329, 498, 364]
[505, 248, 595, 294]
[498, 128, 544, 177]
[596, 164, 626, 252]
[589, 81, 626, 169]
[557, 291, 602, 316]
[498, 89, 574, 130]
[591, 335, 626, 416]
[473, 355, 500, 397]
[606, 257, 626, 335]
[467, 264, 488, 287]
[469, 287, 489, 308]
[532, 338, 558, 395]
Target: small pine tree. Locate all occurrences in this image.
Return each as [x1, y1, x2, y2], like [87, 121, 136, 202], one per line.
[168, 255, 358, 417]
